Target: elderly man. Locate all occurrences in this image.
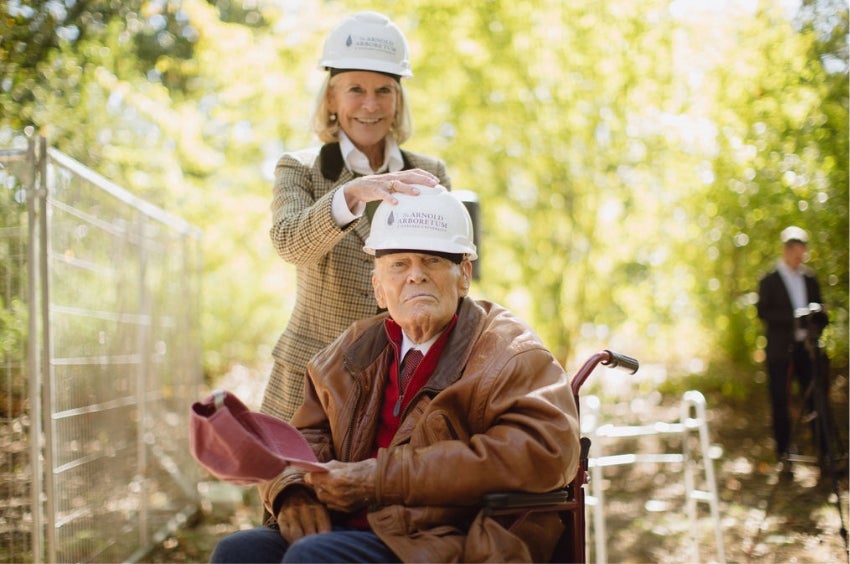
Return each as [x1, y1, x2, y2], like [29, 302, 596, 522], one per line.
[211, 186, 580, 563]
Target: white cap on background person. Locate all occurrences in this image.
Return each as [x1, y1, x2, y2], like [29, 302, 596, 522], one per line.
[780, 225, 809, 245]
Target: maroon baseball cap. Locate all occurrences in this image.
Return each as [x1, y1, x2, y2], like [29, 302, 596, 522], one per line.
[190, 390, 325, 485]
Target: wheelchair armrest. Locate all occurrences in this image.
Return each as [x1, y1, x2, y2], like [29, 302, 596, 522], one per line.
[482, 488, 572, 511]
[481, 437, 591, 515]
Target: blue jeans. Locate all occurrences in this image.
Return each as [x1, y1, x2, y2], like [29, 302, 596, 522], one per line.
[209, 525, 400, 563]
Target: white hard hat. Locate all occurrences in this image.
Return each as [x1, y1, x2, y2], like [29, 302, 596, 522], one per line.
[781, 225, 809, 244]
[364, 185, 478, 260]
[319, 12, 413, 78]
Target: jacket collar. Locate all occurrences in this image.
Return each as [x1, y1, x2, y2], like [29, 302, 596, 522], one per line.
[343, 297, 485, 394]
[428, 298, 485, 391]
[320, 142, 416, 181]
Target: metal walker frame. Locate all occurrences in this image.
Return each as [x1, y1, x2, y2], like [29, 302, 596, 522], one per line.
[584, 390, 726, 563]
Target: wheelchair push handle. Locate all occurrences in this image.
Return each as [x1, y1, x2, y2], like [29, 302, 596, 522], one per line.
[601, 350, 639, 374]
[571, 349, 639, 394]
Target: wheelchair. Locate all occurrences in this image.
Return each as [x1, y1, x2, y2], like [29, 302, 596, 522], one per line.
[482, 349, 639, 563]
[255, 349, 637, 562]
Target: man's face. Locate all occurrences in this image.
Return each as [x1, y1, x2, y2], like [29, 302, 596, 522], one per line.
[372, 252, 471, 343]
[783, 241, 807, 270]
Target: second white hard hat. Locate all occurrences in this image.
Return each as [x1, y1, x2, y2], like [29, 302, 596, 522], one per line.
[319, 12, 413, 78]
[364, 185, 478, 260]
[781, 225, 809, 244]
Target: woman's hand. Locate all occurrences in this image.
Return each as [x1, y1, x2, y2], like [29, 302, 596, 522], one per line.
[343, 168, 440, 211]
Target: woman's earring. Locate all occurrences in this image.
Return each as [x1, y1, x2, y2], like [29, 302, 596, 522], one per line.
[329, 113, 337, 122]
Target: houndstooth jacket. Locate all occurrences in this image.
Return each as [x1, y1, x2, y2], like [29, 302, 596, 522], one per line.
[261, 143, 451, 420]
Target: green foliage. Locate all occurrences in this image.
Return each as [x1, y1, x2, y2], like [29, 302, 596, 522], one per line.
[680, 1, 850, 373]
[1, 0, 846, 389]
[655, 358, 760, 402]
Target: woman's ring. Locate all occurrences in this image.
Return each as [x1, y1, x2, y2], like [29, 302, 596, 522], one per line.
[388, 181, 396, 193]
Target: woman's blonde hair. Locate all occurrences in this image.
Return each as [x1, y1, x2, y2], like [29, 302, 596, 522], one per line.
[311, 73, 413, 145]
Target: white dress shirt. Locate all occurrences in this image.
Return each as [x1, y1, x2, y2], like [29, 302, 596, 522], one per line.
[776, 259, 809, 341]
[400, 331, 439, 366]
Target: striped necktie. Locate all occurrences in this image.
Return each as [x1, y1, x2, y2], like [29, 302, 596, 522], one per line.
[394, 349, 424, 417]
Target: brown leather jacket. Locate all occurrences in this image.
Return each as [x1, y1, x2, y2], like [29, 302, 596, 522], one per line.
[259, 297, 580, 562]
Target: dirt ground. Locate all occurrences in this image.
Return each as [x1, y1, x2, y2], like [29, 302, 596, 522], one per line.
[142, 366, 850, 563]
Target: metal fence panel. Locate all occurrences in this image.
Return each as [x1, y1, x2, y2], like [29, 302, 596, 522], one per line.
[0, 136, 202, 563]
[0, 141, 36, 563]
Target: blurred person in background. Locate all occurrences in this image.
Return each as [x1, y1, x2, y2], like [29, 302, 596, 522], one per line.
[757, 225, 827, 474]
[261, 11, 451, 422]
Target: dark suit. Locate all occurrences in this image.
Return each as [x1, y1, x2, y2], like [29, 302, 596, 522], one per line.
[261, 143, 450, 421]
[757, 265, 823, 458]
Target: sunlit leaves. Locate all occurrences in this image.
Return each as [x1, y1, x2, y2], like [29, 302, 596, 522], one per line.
[1, 0, 845, 382]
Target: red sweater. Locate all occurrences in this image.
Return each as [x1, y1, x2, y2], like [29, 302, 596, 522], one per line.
[345, 315, 458, 529]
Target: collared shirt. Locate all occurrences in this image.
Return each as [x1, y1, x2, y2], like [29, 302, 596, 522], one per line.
[331, 131, 404, 226]
[400, 331, 439, 364]
[776, 259, 809, 341]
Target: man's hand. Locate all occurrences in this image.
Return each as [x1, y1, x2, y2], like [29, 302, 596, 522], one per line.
[305, 459, 378, 513]
[275, 486, 332, 544]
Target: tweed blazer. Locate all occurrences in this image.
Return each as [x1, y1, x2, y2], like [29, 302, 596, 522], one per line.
[266, 143, 450, 414]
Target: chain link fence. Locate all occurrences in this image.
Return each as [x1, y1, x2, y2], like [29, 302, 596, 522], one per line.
[0, 135, 203, 563]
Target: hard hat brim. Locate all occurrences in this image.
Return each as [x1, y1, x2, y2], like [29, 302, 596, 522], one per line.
[321, 59, 413, 77]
